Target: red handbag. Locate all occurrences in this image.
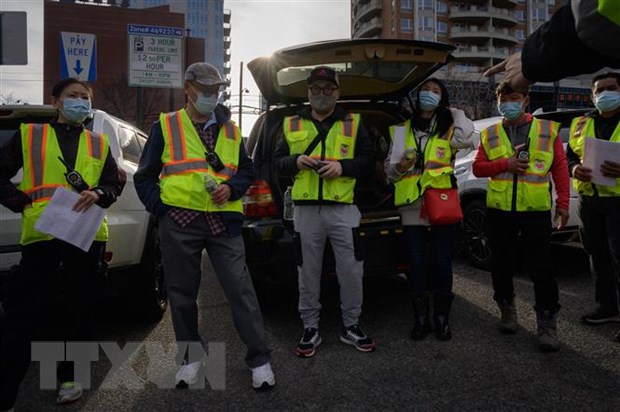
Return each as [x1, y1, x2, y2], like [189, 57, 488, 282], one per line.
[420, 188, 463, 225]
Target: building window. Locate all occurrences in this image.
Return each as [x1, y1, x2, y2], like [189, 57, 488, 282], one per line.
[419, 0, 434, 10]
[437, 1, 448, 14]
[516, 10, 526, 22]
[418, 16, 434, 31]
[401, 0, 412, 10]
[515, 29, 525, 40]
[533, 7, 548, 21]
[437, 21, 448, 34]
[401, 18, 413, 32]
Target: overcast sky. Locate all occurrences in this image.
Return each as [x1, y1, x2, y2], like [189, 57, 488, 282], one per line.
[0, 0, 350, 134]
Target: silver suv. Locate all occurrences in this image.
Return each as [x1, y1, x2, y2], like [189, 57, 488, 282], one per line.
[0, 105, 167, 320]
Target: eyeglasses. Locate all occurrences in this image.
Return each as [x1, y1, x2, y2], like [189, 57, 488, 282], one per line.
[308, 85, 338, 96]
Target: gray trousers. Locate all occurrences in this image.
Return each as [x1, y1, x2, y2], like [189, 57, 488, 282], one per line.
[293, 204, 364, 329]
[159, 213, 270, 368]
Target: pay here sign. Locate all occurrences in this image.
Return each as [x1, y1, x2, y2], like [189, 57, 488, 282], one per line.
[127, 24, 184, 88]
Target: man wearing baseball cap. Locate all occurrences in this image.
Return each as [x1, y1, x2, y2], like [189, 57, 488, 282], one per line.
[274, 66, 377, 357]
[135, 62, 275, 390]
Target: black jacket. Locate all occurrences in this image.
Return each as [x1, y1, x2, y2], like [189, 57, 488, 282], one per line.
[134, 104, 253, 236]
[522, 5, 620, 83]
[273, 105, 374, 206]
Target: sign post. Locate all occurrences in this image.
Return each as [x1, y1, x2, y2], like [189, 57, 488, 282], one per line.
[60, 32, 96, 81]
[127, 24, 184, 89]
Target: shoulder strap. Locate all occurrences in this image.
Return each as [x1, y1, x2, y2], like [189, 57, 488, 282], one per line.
[303, 129, 329, 156]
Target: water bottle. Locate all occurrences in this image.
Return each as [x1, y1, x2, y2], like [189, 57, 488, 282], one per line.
[283, 186, 294, 221]
[203, 173, 219, 194]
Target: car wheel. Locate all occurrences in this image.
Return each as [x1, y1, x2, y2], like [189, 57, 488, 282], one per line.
[128, 224, 168, 322]
[462, 199, 492, 271]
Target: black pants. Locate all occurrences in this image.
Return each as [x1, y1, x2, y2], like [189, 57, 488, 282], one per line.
[487, 209, 559, 311]
[0, 239, 103, 409]
[578, 196, 620, 313]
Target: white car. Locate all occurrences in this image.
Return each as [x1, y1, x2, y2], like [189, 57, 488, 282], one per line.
[455, 109, 588, 270]
[0, 105, 167, 320]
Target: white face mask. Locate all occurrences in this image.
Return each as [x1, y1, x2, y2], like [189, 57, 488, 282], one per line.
[190, 86, 218, 115]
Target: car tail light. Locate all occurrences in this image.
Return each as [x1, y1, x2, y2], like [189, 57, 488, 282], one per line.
[244, 179, 278, 218]
[104, 251, 113, 262]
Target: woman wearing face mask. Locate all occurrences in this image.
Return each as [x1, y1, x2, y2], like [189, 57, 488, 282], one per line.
[0, 78, 122, 409]
[385, 78, 474, 341]
[472, 81, 570, 353]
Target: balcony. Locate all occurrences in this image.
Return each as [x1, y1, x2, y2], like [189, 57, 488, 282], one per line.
[353, 16, 382, 38]
[450, 5, 518, 25]
[452, 45, 511, 61]
[223, 36, 231, 49]
[223, 9, 231, 24]
[450, 25, 519, 45]
[493, 0, 518, 8]
[355, 0, 382, 23]
[223, 23, 231, 36]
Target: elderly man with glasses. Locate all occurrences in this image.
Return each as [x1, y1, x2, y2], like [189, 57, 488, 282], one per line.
[273, 66, 376, 357]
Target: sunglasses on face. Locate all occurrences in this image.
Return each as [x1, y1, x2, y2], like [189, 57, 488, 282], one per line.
[308, 85, 338, 96]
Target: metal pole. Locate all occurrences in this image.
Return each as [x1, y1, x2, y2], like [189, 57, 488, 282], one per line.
[239, 61, 244, 131]
[136, 87, 142, 129]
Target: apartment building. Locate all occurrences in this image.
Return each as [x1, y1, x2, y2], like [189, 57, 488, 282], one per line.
[351, 1, 591, 115]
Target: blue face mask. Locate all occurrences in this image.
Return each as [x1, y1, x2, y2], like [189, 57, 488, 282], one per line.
[61, 98, 91, 124]
[594, 90, 620, 112]
[418, 90, 441, 111]
[498, 101, 523, 121]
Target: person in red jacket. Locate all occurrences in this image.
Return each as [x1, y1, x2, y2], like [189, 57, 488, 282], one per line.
[473, 82, 570, 352]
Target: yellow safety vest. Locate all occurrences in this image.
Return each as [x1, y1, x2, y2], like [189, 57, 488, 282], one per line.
[389, 119, 456, 206]
[18, 123, 109, 245]
[159, 109, 243, 212]
[568, 115, 620, 197]
[480, 119, 560, 212]
[283, 113, 359, 204]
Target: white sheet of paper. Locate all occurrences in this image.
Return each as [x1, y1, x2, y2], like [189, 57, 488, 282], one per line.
[34, 187, 105, 251]
[582, 138, 620, 187]
[389, 125, 406, 164]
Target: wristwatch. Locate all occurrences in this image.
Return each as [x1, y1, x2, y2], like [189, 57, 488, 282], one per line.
[93, 187, 105, 198]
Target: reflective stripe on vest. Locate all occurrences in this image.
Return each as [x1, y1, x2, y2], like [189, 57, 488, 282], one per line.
[19, 123, 109, 245]
[283, 113, 359, 203]
[481, 119, 559, 211]
[568, 115, 620, 197]
[159, 109, 243, 212]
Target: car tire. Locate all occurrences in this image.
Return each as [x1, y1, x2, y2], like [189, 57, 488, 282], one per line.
[462, 198, 492, 271]
[126, 223, 168, 322]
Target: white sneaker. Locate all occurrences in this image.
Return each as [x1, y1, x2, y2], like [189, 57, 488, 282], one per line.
[251, 362, 275, 390]
[56, 381, 83, 404]
[175, 359, 204, 388]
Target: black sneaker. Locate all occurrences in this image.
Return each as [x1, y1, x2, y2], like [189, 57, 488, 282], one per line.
[295, 327, 322, 358]
[581, 308, 620, 325]
[340, 324, 377, 352]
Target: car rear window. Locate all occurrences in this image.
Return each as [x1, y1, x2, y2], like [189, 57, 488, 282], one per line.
[277, 62, 418, 87]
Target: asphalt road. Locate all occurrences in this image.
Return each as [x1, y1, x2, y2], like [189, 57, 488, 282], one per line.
[7, 244, 620, 411]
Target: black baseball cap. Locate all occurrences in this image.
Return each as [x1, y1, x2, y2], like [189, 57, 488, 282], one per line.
[307, 66, 340, 87]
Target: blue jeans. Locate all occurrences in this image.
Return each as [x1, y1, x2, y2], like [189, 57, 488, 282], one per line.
[404, 224, 455, 296]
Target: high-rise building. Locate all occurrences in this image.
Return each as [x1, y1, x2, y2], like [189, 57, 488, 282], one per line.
[352, 0, 560, 79]
[127, 0, 231, 84]
[352, 0, 590, 116]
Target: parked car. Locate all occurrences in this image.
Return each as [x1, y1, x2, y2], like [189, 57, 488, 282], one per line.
[455, 108, 590, 270]
[241, 38, 455, 283]
[0, 105, 167, 320]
